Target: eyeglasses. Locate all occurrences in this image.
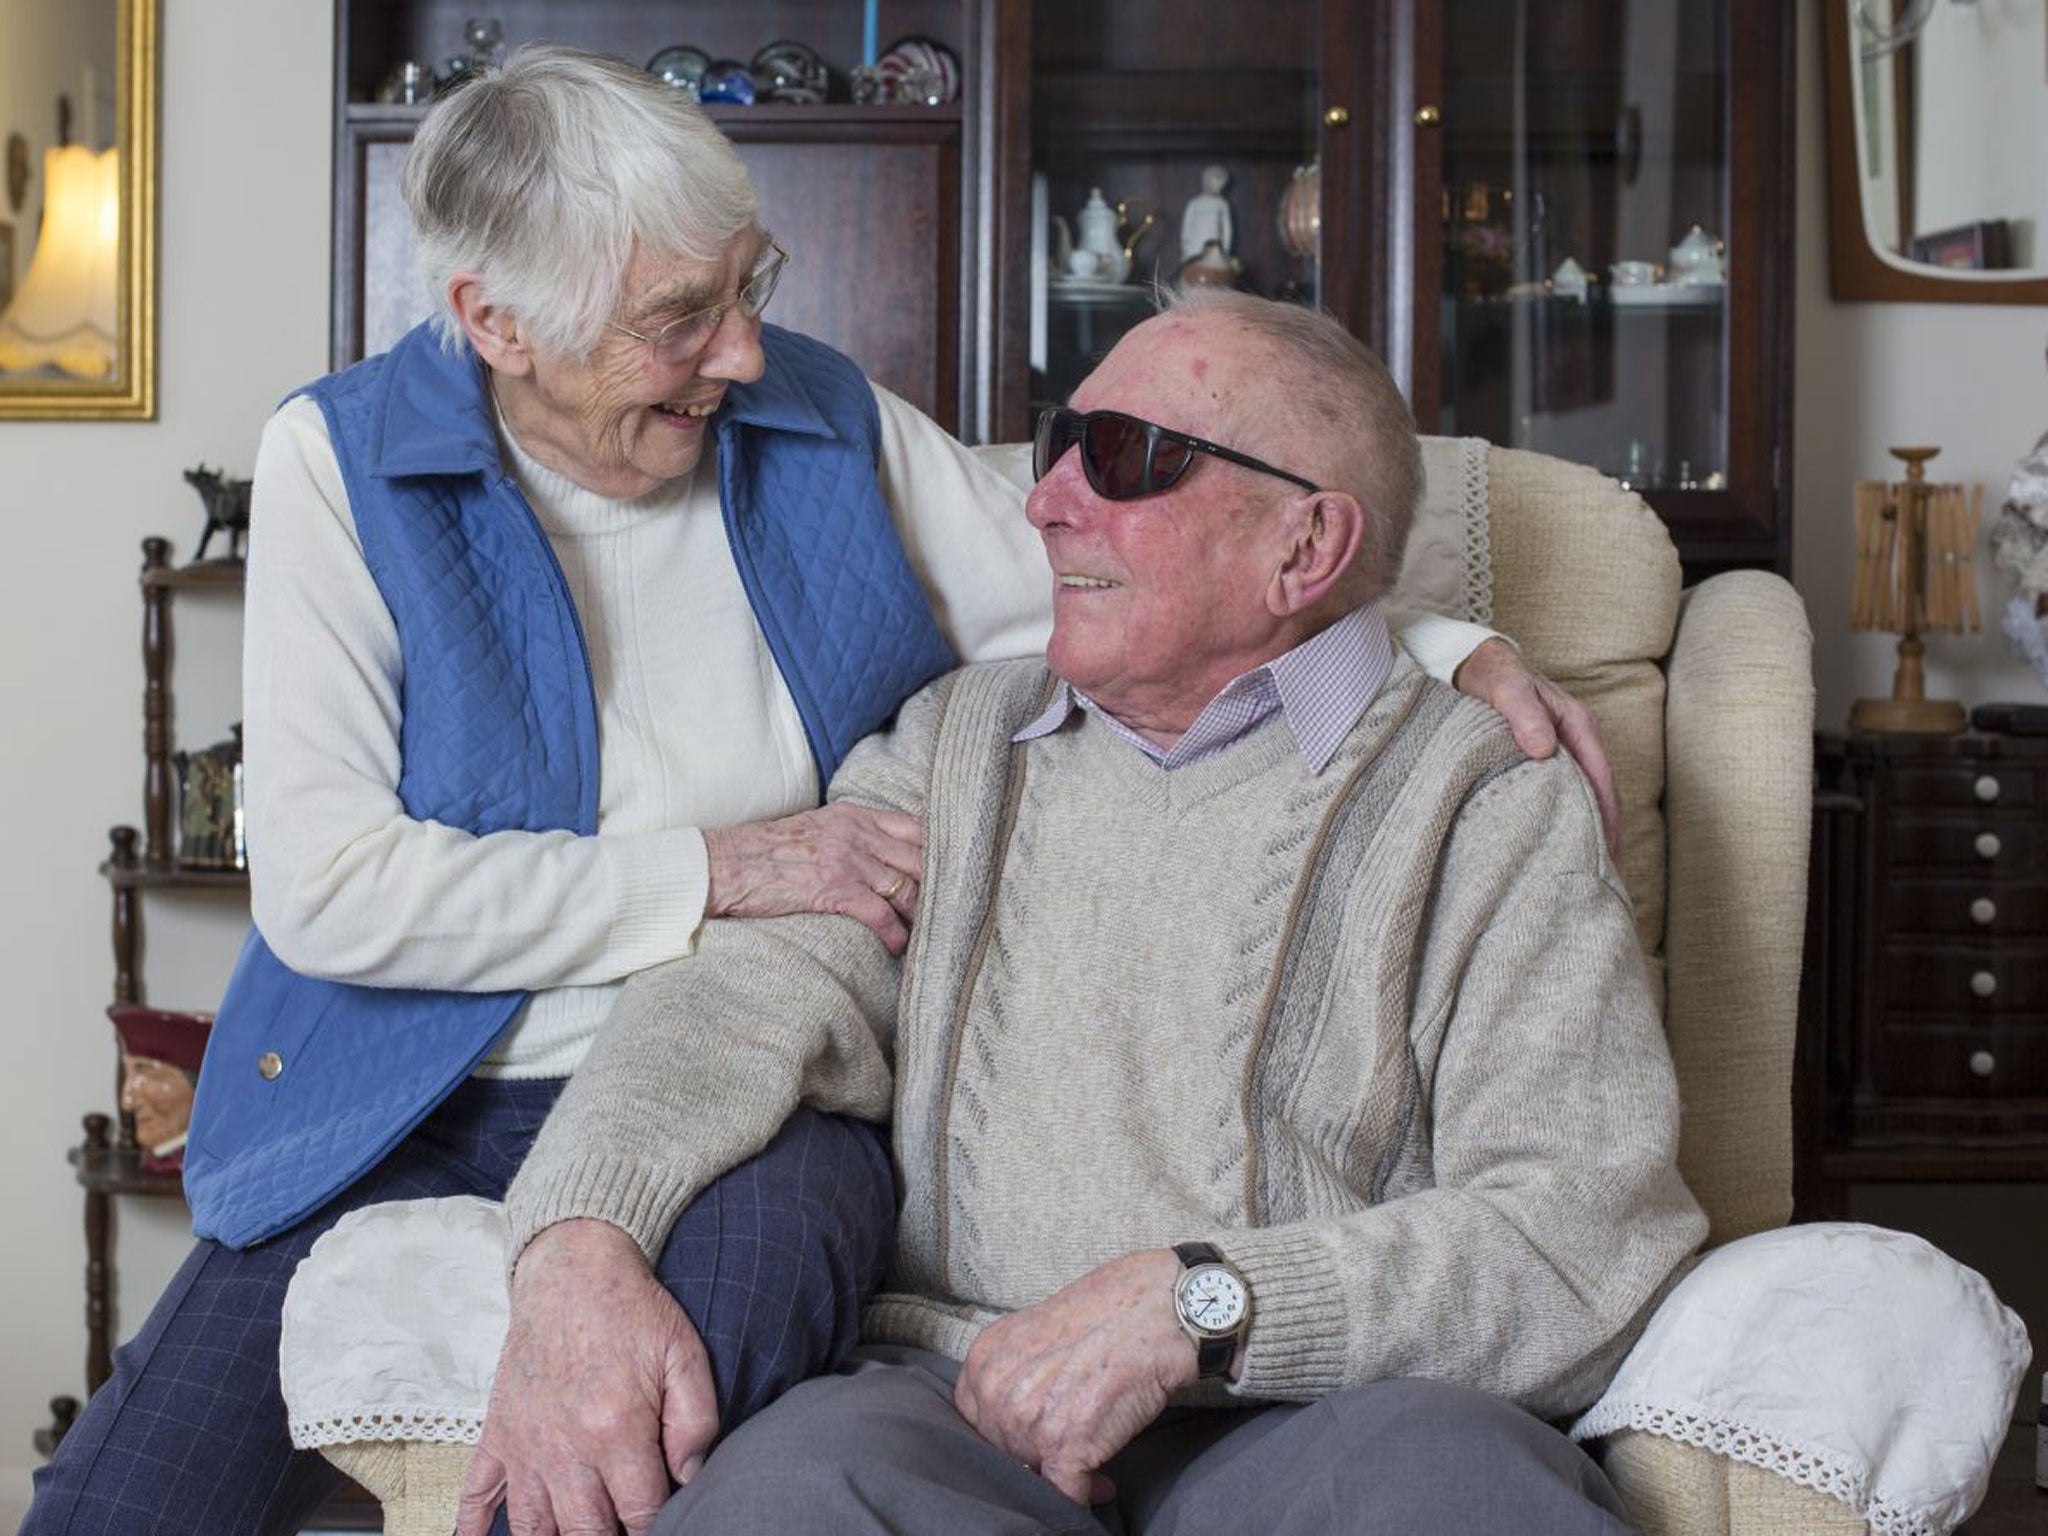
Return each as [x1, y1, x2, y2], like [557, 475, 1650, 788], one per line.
[609, 244, 788, 366]
[1032, 407, 1320, 502]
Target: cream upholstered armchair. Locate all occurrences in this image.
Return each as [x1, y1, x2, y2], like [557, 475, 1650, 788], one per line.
[290, 442, 2011, 1535]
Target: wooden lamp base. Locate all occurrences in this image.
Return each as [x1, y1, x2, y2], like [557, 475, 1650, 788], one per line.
[1848, 694, 1967, 733]
[1849, 633, 1967, 735]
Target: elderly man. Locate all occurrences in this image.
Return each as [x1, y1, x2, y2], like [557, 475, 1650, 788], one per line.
[502, 289, 1705, 1535]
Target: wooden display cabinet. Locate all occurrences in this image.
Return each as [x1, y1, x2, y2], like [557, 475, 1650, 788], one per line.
[330, 1, 1795, 578]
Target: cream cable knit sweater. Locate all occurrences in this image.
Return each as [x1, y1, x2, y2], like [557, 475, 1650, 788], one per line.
[242, 393, 1493, 1078]
[510, 653, 1704, 1415]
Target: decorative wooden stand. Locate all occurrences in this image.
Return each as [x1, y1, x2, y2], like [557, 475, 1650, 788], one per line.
[1847, 446, 1979, 735]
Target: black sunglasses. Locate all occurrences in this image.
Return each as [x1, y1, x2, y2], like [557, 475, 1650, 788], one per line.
[1032, 407, 1321, 502]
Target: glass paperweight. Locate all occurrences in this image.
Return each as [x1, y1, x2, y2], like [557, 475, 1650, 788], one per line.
[698, 59, 758, 105]
[646, 44, 711, 99]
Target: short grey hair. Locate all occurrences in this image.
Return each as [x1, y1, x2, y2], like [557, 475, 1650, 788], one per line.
[403, 44, 760, 358]
[1160, 287, 1423, 605]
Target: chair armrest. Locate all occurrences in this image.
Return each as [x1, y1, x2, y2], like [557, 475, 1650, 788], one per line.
[1661, 571, 1814, 1246]
[1600, 1430, 1871, 1536]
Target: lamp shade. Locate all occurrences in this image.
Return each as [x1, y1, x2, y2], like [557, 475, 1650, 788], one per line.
[0, 144, 120, 379]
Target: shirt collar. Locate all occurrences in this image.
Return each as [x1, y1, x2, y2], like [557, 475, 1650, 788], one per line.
[1014, 605, 1395, 774]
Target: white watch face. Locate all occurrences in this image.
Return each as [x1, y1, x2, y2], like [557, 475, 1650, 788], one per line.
[1179, 1265, 1248, 1335]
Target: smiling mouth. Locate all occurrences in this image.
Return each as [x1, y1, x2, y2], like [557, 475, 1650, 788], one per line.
[1058, 575, 1119, 590]
[652, 399, 718, 421]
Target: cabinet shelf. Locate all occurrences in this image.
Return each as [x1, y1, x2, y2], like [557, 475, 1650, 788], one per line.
[343, 99, 963, 128]
[101, 861, 248, 891]
[70, 1140, 185, 1199]
[141, 561, 245, 594]
[1032, 69, 1312, 158]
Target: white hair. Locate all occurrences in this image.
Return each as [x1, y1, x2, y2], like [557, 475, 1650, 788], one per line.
[403, 44, 760, 358]
[1159, 286, 1423, 605]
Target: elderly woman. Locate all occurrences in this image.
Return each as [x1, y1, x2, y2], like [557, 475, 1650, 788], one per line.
[26, 45, 1605, 1536]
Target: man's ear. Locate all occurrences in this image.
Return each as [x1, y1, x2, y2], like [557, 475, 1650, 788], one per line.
[447, 273, 533, 377]
[1267, 490, 1367, 618]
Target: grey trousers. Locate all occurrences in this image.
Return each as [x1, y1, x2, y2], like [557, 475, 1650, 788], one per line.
[655, 1345, 1635, 1535]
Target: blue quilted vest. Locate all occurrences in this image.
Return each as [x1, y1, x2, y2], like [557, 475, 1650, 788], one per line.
[184, 321, 955, 1248]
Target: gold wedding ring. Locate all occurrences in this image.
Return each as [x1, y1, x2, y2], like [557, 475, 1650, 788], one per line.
[880, 874, 909, 902]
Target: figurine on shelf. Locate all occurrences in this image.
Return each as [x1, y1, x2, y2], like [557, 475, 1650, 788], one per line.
[1179, 164, 1233, 264]
[1668, 224, 1726, 286]
[110, 1004, 214, 1174]
[182, 464, 252, 565]
[174, 722, 246, 872]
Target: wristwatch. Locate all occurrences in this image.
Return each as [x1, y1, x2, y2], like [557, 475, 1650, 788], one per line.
[1171, 1241, 1251, 1379]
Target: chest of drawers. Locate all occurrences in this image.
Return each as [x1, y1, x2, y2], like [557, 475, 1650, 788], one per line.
[1806, 731, 2048, 1187]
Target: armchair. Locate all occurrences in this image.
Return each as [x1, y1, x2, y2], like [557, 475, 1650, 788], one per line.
[287, 441, 2017, 1534]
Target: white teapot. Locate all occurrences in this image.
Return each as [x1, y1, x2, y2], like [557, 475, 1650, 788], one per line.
[1668, 224, 1726, 285]
[1053, 188, 1155, 282]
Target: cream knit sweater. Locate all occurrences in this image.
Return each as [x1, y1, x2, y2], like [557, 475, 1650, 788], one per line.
[509, 654, 1704, 1415]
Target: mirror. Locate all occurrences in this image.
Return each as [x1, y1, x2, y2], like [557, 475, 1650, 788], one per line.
[0, 0, 156, 418]
[1822, 0, 2048, 303]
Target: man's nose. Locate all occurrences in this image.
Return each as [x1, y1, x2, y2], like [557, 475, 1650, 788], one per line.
[1025, 447, 1090, 530]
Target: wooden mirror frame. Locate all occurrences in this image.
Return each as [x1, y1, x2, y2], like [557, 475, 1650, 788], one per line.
[0, 0, 158, 419]
[1821, 0, 2048, 304]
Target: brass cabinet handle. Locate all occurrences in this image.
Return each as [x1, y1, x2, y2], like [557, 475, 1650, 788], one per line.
[1413, 104, 1441, 127]
[1969, 896, 1998, 926]
[1974, 831, 2001, 859]
[1968, 1049, 1996, 1078]
[1325, 105, 1352, 129]
[1970, 970, 1998, 998]
[1973, 774, 2001, 803]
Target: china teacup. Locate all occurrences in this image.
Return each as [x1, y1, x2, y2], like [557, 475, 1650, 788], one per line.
[1608, 259, 1661, 287]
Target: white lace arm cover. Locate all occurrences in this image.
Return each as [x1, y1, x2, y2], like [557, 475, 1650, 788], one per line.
[1570, 1223, 2030, 1536]
[1398, 435, 1494, 625]
[280, 1197, 510, 1449]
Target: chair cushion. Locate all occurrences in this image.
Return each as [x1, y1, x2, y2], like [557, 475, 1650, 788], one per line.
[1481, 445, 1681, 966]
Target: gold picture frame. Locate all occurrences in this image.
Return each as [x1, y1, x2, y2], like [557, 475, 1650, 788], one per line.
[0, 0, 157, 419]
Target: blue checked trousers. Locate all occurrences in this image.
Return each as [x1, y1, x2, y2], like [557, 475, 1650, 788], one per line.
[23, 1078, 895, 1536]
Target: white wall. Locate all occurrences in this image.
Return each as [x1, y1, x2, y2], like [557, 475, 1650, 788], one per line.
[0, 2, 2043, 1525]
[1794, 0, 2048, 728]
[0, 1, 331, 1522]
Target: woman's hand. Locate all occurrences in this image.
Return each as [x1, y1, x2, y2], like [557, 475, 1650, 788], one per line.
[702, 803, 925, 954]
[1453, 637, 1623, 860]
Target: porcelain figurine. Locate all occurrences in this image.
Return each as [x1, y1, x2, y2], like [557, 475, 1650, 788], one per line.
[1179, 239, 1241, 288]
[1669, 225, 1726, 285]
[1061, 188, 1154, 283]
[1549, 256, 1589, 300]
[1180, 165, 1234, 264]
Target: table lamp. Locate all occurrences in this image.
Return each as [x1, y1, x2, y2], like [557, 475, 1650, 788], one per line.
[1849, 445, 1980, 732]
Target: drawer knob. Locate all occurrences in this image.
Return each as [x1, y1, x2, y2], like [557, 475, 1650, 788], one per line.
[1970, 970, 1998, 998]
[1968, 1049, 1996, 1078]
[1975, 831, 2002, 859]
[1969, 897, 1998, 926]
[1973, 775, 2001, 803]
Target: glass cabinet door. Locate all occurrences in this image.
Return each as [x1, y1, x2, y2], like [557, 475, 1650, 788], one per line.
[1412, 0, 1790, 574]
[1022, 0, 1333, 428]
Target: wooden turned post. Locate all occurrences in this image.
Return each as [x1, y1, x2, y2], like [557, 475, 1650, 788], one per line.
[81, 1113, 114, 1393]
[141, 538, 173, 867]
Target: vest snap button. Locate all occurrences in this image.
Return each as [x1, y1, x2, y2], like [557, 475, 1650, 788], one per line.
[258, 1051, 284, 1081]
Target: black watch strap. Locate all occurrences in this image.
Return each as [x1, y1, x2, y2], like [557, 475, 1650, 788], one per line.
[1174, 1240, 1224, 1268]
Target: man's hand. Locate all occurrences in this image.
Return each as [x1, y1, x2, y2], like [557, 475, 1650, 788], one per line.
[953, 1249, 1194, 1508]
[1452, 637, 1622, 859]
[703, 803, 925, 955]
[455, 1219, 717, 1536]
